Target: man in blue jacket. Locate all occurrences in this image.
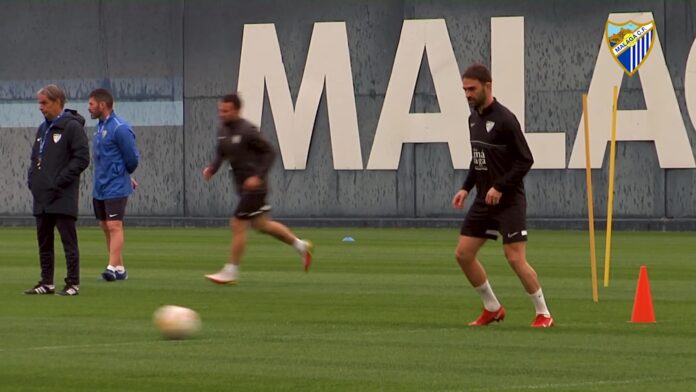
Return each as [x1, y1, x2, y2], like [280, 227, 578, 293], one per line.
[88, 88, 140, 282]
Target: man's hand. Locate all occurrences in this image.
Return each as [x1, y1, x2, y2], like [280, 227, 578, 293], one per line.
[485, 187, 502, 206]
[452, 189, 469, 209]
[131, 177, 138, 190]
[202, 166, 215, 181]
[243, 176, 263, 191]
[47, 186, 61, 203]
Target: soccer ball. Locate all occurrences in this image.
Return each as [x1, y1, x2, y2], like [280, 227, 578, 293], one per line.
[152, 305, 201, 339]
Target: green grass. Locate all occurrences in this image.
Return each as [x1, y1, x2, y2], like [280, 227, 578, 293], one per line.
[1, 227, 695, 391]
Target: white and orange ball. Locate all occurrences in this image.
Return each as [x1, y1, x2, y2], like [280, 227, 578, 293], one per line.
[153, 305, 201, 339]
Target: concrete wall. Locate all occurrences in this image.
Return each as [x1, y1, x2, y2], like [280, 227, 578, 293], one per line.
[0, 0, 184, 217]
[1, 0, 695, 228]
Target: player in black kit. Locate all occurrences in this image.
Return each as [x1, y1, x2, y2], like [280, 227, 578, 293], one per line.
[203, 94, 313, 284]
[452, 64, 554, 328]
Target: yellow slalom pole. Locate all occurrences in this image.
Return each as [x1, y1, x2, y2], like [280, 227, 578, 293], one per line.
[582, 94, 599, 302]
[603, 86, 619, 288]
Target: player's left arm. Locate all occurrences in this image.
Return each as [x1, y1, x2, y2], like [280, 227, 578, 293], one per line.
[115, 125, 140, 174]
[247, 127, 276, 179]
[493, 116, 534, 193]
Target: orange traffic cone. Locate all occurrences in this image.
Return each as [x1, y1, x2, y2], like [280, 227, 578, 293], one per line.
[630, 265, 656, 323]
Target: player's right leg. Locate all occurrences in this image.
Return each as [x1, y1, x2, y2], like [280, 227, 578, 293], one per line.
[99, 221, 111, 252]
[104, 220, 125, 277]
[25, 214, 57, 295]
[454, 235, 488, 287]
[97, 197, 128, 281]
[205, 217, 246, 285]
[455, 235, 505, 326]
[458, 203, 506, 326]
[98, 220, 119, 281]
[94, 198, 117, 281]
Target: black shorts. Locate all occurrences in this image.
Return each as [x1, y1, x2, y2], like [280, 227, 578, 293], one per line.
[460, 198, 528, 244]
[234, 191, 271, 220]
[93, 197, 129, 221]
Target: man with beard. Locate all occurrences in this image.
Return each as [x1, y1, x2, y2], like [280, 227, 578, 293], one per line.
[451, 64, 554, 328]
[202, 93, 313, 285]
[88, 88, 139, 282]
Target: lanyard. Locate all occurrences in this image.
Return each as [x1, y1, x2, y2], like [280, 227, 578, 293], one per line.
[97, 112, 113, 134]
[97, 113, 110, 135]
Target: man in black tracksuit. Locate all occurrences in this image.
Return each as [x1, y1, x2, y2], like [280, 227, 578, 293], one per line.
[452, 64, 554, 328]
[202, 93, 313, 285]
[25, 85, 90, 296]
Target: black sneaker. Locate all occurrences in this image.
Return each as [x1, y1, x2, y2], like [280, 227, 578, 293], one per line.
[101, 268, 117, 282]
[57, 284, 79, 296]
[115, 269, 128, 281]
[24, 283, 55, 295]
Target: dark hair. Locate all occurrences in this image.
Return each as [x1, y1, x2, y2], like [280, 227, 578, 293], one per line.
[221, 93, 242, 109]
[89, 88, 114, 108]
[37, 84, 66, 107]
[462, 63, 492, 84]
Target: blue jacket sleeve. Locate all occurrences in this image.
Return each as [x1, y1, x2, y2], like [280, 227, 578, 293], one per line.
[115, 125, 140, 174]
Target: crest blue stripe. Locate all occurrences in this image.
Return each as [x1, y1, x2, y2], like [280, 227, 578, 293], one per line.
[616, 29, 653, 73]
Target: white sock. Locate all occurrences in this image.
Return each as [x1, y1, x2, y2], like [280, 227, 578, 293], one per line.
[223, 263, 239, 276]
[528, 288, 550, 316]
[474, 281, 502, 312]
[106, 265, 117, 272]
[115, 266, 125, 273]
[292, 238, 307, 254]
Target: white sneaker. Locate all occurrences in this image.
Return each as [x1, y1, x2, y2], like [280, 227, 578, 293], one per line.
[205, 269, 238, 285]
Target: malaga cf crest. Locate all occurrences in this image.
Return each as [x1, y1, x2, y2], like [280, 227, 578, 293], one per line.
[606, 20, 656, 76]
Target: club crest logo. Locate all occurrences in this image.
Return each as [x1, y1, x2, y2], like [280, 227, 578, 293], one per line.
[606, 20, 656, 76]
[52, 133, 62, 143]
[485, 121, 495, 132]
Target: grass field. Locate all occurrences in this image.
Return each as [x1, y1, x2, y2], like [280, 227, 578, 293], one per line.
[1, 227, 695, 391]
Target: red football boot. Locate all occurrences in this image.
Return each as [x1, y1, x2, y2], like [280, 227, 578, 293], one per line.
[468, 306, 506, 326]
[303, 241, 314, 272]
[531, 314, 554, 328]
